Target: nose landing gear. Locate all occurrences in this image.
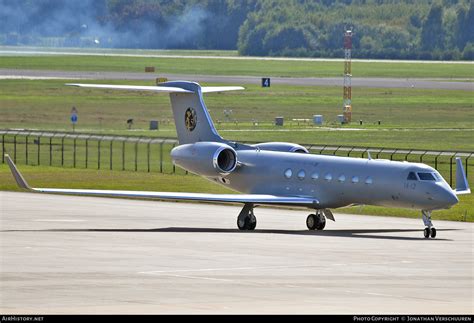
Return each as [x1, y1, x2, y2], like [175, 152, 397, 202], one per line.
[422, 210, 436, 239]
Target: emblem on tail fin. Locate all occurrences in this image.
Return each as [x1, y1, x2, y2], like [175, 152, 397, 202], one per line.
[185, 107, 197, 132]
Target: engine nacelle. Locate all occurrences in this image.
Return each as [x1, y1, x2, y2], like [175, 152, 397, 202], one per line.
[252, 142, 309, 154]
[171, 142, 238, 177]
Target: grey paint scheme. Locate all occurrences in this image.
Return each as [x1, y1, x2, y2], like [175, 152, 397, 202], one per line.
[6, 81, 468, 220]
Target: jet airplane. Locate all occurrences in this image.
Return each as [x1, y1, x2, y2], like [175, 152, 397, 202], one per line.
[5, 81, 470, 238]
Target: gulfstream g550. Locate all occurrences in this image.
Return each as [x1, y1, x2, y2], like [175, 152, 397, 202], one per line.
[5, 81, 470, 238]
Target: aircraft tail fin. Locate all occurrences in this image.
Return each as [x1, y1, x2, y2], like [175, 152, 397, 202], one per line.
[455, 157, 470, 195]
[163, 81, 227, 145]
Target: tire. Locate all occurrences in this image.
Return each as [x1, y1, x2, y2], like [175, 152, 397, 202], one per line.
[430, 227, 437, 238]
[237, 216, 247, 230]
[247, 214, 257, 230]
[424, 227, 430, 238]
[306, 214, 317, 230]
[315, 215, 326, 230]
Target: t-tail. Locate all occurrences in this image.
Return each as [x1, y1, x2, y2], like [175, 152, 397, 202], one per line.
[66, 81, 244, 145]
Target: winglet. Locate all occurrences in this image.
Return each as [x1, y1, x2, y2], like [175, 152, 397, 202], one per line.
[4, 154, 31, 190]
[455, 157, 470, 195]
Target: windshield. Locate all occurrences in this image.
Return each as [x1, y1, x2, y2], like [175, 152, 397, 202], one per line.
[417, 172, 437, 181]
[407, 171, 442, 182]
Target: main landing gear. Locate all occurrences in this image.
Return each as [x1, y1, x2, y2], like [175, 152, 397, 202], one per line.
[422, 210, 436, 239]
[306, 210, 326, 230]
[236, 205, 331, 231]
[237, 203, 257, 230]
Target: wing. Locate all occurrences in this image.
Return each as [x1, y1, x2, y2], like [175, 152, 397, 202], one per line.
[5, 154, 318, 207]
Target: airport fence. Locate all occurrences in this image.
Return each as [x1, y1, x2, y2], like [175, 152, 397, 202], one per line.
[1, 129, 473, 187]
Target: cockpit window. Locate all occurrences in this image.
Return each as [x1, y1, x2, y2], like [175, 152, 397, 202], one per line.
[407, 172, 417, 181]
[417, 172, 436, 181]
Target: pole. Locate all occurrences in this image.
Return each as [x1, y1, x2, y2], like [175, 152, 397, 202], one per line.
[110, 140, 113, 170]
[85, 139, 89, 168]
[37, 136, 40, 166]
[61, 137, 64, 166]
[49, 137, 52, 166]
[1, 134, 4, 164]
[159, 141, 163, 173]
[98, 139, 101, 170]
[25, 135, 29, 165]
[134, 141, 138, 172]
[73, 138, 76, 168]
[122, 141, 125, 171]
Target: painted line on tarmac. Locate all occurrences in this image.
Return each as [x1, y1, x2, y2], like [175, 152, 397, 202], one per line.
[34, 219, 85, 222]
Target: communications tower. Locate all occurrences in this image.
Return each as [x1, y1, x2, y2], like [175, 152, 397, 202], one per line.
[343, 28, 353, 124]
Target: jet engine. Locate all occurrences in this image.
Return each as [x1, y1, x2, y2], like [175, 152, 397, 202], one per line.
[252, 142, 309, 154]
[171, 142, 238, 176]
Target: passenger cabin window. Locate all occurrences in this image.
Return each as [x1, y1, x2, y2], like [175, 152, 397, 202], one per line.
[324, 173, 332, 181]
[365, 176, 373, 185]
[338, 175, 346, 182]
[311, 172, 319, 180]
[407, 172, 417, 181]
[418, 172, 436, 181]
[284, 169, 292, 179]
[351, 176, 359, 183]
[297, 170, 306, 180]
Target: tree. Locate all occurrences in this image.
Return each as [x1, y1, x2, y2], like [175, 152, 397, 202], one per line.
[420, 3, 445, 50]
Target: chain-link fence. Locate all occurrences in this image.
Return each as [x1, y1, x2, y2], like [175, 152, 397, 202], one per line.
[1, 129, 473, 187]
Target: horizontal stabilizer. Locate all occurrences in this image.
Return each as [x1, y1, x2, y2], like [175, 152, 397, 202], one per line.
[66, 83, 193, 93]
[455, 157, 470, 195]
[201, 86, 245, 93]
[66, 83, 244, 94]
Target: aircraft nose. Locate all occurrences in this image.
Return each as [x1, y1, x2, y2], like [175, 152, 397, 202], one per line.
[440, 189, 459, 207]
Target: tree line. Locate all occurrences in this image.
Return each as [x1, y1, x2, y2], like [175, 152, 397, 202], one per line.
[1, 0, 473, 60]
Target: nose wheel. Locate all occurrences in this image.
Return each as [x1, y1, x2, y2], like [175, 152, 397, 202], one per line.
[237, 203, 257, 230]
[306, 210, 326, 230]
[422, 210, 436, 239]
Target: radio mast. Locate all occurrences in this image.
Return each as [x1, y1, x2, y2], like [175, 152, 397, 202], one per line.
[343, 28, 353, 124]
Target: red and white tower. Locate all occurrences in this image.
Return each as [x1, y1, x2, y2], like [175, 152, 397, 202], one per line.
[343, 28, 353, 124]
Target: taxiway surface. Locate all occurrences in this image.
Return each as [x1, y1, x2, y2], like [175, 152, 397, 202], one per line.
[0, 191, 472, 314]
[0, 68, 472, 91]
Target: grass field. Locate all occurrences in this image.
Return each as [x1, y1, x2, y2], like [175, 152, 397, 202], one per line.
[1, 79, 472, 150]
[0, 164, 471, 222]
[1, 55, 474, 78]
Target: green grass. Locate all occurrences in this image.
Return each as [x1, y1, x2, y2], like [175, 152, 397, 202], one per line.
[1, 79, 472, 150]
[1, 55, 473, 78]
[0, 165, 471, 222]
